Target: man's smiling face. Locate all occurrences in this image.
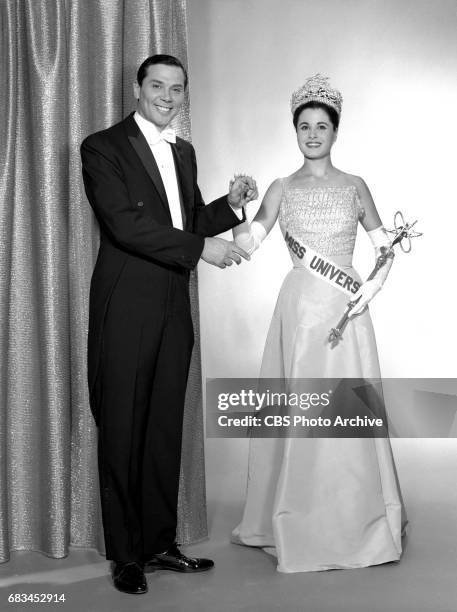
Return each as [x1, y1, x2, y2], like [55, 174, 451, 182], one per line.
[133, 63, 185, 129]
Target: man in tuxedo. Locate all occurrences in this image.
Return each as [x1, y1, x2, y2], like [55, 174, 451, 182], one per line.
[81, 54, 256, 594]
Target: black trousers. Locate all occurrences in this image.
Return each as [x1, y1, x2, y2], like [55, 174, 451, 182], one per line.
[97, 260, 194, 563]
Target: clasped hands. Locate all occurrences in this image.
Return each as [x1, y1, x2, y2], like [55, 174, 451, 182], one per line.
[201, 174, 258, 269]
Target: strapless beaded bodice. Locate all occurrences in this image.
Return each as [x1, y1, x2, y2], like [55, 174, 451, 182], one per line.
[279, 183, 362, 259]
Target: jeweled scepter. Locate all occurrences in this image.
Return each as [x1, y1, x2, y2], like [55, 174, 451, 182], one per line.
[328, 211, 422, 345]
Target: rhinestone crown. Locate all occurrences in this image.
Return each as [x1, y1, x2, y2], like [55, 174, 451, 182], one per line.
[290, 74, 343, 116]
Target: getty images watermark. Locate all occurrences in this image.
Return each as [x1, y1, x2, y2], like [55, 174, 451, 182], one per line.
[206, 379, 457, 438]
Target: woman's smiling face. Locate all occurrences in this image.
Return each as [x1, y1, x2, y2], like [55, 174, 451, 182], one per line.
[296, 107, 337, 160]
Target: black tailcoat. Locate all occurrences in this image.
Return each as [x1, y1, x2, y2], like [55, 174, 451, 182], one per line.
[81, 112, 241, 561]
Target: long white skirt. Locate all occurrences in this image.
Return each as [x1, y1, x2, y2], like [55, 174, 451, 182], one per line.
[232, 266, 406, 573]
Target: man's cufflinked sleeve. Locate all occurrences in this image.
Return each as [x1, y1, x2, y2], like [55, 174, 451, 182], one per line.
[81, 136, 204, 269]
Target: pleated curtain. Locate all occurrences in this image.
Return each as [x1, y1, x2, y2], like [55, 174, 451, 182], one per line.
[0, 0, 207, 562]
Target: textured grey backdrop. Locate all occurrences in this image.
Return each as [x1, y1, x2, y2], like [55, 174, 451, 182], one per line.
[0, 0, 206, 563]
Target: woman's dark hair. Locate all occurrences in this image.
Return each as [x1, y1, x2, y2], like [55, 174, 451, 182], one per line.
[137, 54, 188, 88]
[293, 101, 340, 130]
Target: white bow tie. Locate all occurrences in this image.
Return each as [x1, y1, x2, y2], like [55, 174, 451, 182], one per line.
[150, 127, 176, 145]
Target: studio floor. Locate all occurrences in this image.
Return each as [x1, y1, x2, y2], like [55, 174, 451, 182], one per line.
[1, 440, 457, 612]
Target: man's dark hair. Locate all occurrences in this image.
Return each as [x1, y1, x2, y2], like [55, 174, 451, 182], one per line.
[293, 101, 340, 130]
[136, 54, 188, 88]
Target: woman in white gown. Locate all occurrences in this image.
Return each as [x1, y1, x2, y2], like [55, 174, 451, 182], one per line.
[231, 75, 406, 573]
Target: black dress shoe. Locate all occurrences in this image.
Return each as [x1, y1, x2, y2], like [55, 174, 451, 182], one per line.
[145, 543, 214, 573]
[112, 561, 148, 594]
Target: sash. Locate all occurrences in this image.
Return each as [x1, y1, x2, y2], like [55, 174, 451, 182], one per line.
[284, 230, 360, 297]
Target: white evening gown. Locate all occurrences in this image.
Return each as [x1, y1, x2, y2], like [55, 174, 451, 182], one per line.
[232, 180, 407, 573]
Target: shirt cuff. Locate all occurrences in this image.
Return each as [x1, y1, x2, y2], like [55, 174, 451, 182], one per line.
[229, 204, 244, 220]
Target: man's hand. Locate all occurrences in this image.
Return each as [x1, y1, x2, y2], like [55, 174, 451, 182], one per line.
[227, 174, 258, 208]
[201, 237, 250, 268]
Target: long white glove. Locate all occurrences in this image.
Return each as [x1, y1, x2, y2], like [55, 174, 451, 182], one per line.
[233, 221, 267, 256]
[349, 226, 394, 317]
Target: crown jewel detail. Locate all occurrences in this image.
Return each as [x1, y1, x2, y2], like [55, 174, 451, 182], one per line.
[290, 74, 343, 116]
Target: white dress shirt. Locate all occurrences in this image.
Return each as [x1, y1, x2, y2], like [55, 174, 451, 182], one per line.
[134, 111, 183, 230]
[134, 111, 243, 226]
